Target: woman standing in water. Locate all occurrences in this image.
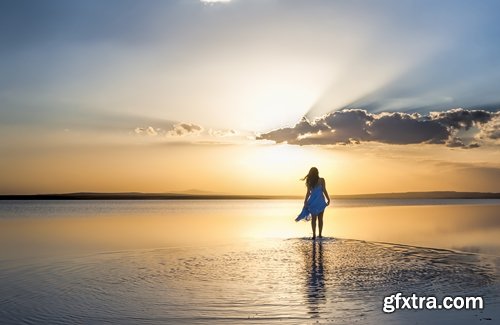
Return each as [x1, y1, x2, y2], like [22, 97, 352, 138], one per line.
[296, 167, 330, 239]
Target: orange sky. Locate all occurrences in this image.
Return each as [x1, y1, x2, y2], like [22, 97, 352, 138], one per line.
[1, 131, 499, 195]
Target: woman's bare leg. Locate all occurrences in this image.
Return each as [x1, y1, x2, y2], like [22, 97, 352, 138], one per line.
[311, 215, 317, 239]
[318, 211, 324, 238]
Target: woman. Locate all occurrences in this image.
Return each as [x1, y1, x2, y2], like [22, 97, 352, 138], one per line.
[296, 167, 330, 239]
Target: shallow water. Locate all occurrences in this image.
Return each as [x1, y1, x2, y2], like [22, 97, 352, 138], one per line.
[1, 199, 499, 255]
[0, 238, 499, 324]
[0, 200, 499, 324]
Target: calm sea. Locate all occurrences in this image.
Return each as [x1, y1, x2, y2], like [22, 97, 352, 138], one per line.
[0, 199, 499, 324]
[1, 198, 500, 218]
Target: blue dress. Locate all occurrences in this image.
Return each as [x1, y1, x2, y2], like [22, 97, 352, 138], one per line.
[295, 183, 328, 222]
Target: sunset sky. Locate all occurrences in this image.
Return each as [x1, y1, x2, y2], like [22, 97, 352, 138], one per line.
[1, 0, 499, 195]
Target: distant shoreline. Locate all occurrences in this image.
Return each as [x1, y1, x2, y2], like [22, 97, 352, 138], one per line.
[1, 191, 500, 200]
[0, 193, 300, 200]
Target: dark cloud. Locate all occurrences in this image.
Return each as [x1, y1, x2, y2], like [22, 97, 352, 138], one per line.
[257, 109, 499, 148]
[370, 113, 448, 144]
[257, 118, 323, 144]
[322, 109, 373, 141]
[429, 109, 492, 130]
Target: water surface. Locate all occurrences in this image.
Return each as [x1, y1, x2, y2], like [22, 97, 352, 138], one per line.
[0, 200, 499, 324]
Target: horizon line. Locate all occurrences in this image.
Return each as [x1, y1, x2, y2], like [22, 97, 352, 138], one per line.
[1, 191, 500, 200]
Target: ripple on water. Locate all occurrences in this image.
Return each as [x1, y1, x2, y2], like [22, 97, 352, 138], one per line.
[0, 238, 499, 324]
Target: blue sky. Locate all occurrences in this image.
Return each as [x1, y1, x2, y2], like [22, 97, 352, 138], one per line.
[2, 0, 500, 132]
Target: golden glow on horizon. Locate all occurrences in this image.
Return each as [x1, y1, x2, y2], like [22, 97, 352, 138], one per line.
[1, 135, 499, 195]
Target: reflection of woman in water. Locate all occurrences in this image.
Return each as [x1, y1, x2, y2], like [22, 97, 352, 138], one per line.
[296, 167, 330, 239]
[307, 240, 326, 317]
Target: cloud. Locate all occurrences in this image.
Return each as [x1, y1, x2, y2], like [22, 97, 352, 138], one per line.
[445, 137, 480, 149]
[257, 109, 499, 148]
[168, 123, 204, 136]
[208, 128, 238, 137]
[133, 123, 203, 137]
[134, 126, 160, 136]
[429, 109, 493, 130]
[477, 114, 500, 142]
[132, 122, 245, 144]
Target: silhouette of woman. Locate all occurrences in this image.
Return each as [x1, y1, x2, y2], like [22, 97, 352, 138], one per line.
[296, 167, 330, 239]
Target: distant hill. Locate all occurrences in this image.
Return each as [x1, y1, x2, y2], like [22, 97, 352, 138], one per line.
[0, 192, 300, 200]
[0, 191, 499, 200]
[331, 191, 500, 199]
[179, 189, 219, 195]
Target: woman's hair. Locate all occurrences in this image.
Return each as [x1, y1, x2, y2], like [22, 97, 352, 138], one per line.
[302, 167, 319, 189]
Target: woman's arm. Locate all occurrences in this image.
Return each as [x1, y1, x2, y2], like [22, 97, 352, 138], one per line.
[322, 178, 331, 205]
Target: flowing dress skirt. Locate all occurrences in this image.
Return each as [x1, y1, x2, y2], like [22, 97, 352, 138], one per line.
[295, 185, 327, 222]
